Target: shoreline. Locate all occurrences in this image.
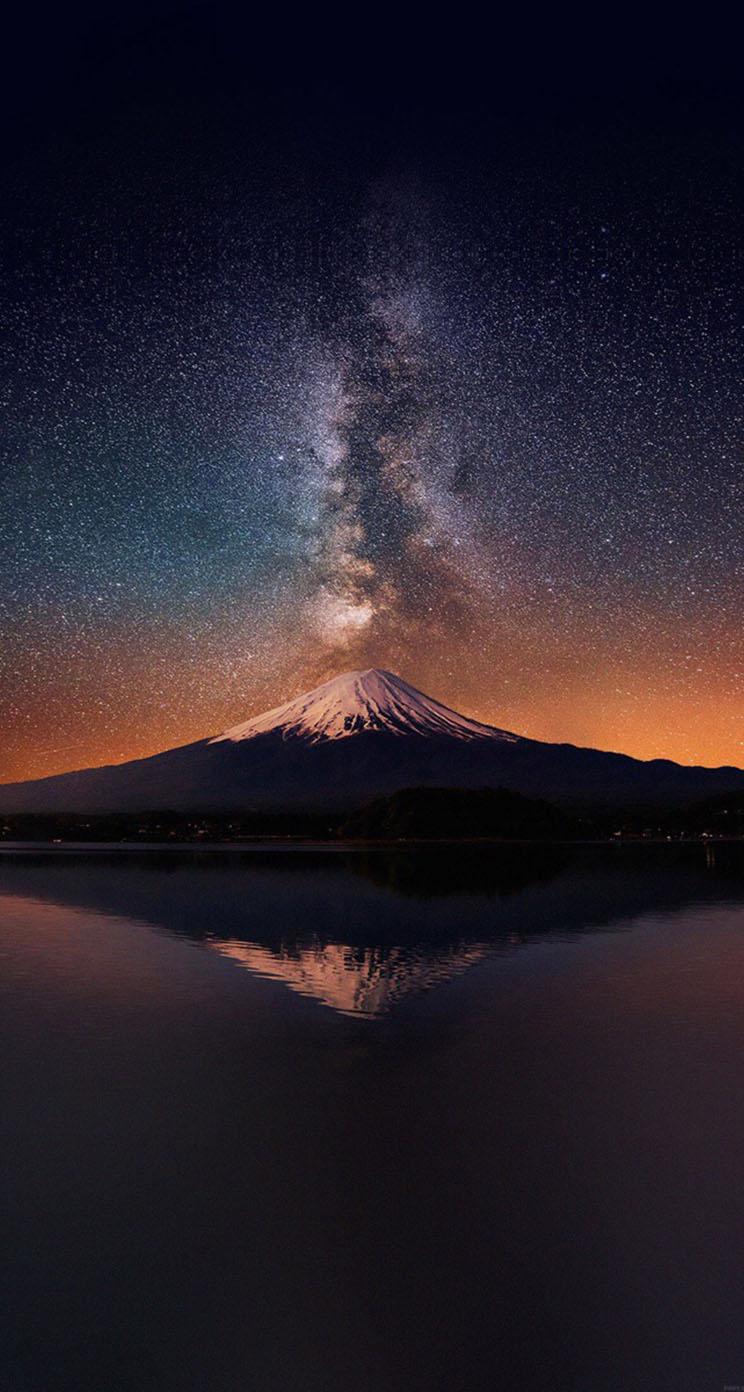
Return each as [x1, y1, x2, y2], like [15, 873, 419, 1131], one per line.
[0, 836, 742, 854]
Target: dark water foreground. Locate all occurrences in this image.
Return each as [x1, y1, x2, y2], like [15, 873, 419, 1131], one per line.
[1, 843, 744, 1392]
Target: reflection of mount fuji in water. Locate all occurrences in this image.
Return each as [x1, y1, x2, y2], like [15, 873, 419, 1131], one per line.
[0, 843, 742, 1017]
[208, 937, 492, 1017]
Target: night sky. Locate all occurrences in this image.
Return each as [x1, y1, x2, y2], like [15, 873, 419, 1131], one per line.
[2, 7, 742, 781]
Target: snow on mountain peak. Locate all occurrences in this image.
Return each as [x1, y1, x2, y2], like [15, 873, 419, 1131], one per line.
[211, 668, 519, 746]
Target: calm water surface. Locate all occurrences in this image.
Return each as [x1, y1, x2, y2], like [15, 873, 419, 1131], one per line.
[2, 843, 744, 1392]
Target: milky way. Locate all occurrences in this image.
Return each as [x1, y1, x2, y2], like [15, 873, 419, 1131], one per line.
[298, 177, 482, 668]
[1, 17, 742, 779]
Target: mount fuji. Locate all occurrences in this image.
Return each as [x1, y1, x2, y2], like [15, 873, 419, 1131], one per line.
[1, 668, 742, 813]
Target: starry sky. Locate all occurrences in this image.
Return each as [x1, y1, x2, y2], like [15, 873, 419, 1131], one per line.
[1, 6, 742, 781]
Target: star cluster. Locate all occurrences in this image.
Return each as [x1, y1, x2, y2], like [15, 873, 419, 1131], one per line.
[1, 15, 742, 779]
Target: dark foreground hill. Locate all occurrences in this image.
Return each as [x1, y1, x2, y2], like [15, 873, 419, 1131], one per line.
[341, 787, 577, 840]
[1, 787, 742, 843]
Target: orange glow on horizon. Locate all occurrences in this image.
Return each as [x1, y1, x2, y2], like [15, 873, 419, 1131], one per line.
[2, 628, 741, 784]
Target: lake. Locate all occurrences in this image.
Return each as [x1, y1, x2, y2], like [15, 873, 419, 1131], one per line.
[2, 843, 744, 1392]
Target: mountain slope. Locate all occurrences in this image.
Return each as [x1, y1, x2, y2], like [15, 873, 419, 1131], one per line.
[0, 668, 742, 813]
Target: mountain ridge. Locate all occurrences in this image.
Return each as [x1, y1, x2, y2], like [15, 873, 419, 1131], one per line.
[0, 668, 742, 813]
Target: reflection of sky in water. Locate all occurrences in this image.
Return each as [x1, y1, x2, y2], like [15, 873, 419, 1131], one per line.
[3, 849, 744, 1392]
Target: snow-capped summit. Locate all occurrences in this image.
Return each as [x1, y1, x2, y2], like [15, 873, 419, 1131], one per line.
[211, 668, 518, 746]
